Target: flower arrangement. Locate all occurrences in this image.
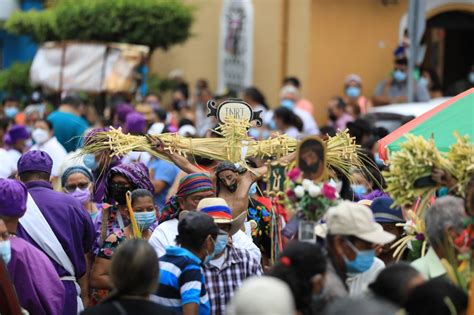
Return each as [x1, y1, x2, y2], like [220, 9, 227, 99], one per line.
[286, 168, 338, 221]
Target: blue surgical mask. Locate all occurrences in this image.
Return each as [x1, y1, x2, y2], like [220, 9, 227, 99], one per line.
[469, 72, 474, 84]
[374, 153, 385, 168]
[281, 99, 295, 110]
[393, 70, 407, 82]
[204, 234, 228, 264]
[4, 107, 19, 118]
[83, 153, 98, 171]
[343, 240, 375, 274]
[351, 184, 367, 196]
[345, 86, 361, 98]
[249, 182, 257, 196]
[248, 128, 260, 139]
[267, 121, 277, 131]
[418, 77, 429, 88]
[0, 240, 12, 265]
[134, 211, 156, 231]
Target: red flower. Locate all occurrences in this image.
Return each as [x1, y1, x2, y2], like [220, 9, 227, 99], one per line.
[322, 183, 337, 200]
[103, 248, 114, 257]
[287, 168, 301, 182]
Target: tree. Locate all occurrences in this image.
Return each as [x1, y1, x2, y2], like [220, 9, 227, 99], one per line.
[5, 0, 195, 51]
[0, 62, 33, 97]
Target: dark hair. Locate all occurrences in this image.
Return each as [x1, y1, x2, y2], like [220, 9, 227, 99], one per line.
[421, 67, 442, 91]
[395, 57, 408, 66]
[332, 97, 346, 110]
[283, 76, 301, 88]
[323, 297, 399, 315]
[347, 118, 372, 145]
[369, 262, 421, 306]
[268, 241, 326, 315]
[355, 149, 385, 189]
[176, 212, 218, 251]
[405, 278, 467, 315]
[130, 189, 153, 205]
[319, 126, 336, 137]
[154, 108, 167, 122]
[178, 118, 194, 128]
[19, 170, 50, 183]
[106, 239, 159, 301]
[243, 87, 268, 110]
[36, 119, 53, 131]
[274, 107, 303, 132]
[2, 96, 18, 105]
[61, 93, 84, 108]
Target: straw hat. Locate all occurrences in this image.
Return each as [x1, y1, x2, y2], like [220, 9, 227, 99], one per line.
[197, 197, 246, 236]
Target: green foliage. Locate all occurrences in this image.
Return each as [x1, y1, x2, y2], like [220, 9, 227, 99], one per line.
[147, 73, 177, 93]
[5, 0, 194, 50]
[0, 62, 33, 96]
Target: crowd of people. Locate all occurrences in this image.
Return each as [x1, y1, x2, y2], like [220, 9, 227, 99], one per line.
[0, 59, 472, 315]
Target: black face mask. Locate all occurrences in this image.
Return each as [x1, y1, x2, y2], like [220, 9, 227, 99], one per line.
[109, 183, 131, 205]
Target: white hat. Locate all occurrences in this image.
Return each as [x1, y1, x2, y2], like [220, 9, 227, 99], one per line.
[197, 197, 246, 236]
[324, 201, 395, 244]
[147, 122, 165, 135]
[227, 277, 295, 315]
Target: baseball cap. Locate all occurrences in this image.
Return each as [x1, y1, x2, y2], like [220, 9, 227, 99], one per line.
[324, 201, 395, 244]
[178, 211, 220, 241]
[370, 197, 405, 223]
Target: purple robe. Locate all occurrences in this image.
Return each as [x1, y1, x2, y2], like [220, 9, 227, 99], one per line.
[8, 237, 65, 315]
[17, 181, 94, 315]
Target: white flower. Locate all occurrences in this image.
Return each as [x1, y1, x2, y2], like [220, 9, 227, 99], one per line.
[294, 185, 305, 198]
[308, 185, 321, 198]
[302, 179, 313, 191]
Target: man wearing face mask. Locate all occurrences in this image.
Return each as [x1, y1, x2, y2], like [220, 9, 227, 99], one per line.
[372, 57, 430, 106]
[30, 119, 68, 178]
[0, 179, 65, 315]
[279, 85, 320, 136]
[2, 96, 20, 121]
[199, 198, 263, 315]
[156, 211, 222, 315]
[149, 174, 261, 264]
[343, 74, 372, 114]
[324, 201, 395, 297]
[16, 151, 95, 314]
[4, 125, 31, 168]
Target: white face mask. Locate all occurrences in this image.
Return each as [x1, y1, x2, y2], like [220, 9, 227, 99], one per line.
[32, 128, 50, 144]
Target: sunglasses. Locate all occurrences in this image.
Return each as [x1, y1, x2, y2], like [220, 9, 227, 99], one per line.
[64, 182, 91, 193]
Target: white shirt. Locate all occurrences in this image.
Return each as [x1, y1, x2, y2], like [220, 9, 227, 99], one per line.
[294, 107, 320, 136]
[148, 218, 262, 262]
[30, 137, 68, 177]
[0, 148, 16, 178]
[7, 149, 22, 170]
[284, 126, 301, 139]
[346, 257, 385, 297]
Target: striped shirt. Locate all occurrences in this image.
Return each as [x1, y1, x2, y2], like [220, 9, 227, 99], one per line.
[203, 246, 263, 315]
[156, 247, 210, 315]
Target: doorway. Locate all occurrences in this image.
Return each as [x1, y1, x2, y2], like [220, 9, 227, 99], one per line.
[423, 10, 474, 95]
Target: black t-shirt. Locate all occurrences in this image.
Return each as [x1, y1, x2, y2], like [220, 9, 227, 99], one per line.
[81, 298, 177, 315]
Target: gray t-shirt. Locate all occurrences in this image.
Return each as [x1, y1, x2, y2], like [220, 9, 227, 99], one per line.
[374, 79, 430, 102]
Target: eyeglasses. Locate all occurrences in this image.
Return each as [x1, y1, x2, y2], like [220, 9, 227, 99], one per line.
[64, 182, 91, 193]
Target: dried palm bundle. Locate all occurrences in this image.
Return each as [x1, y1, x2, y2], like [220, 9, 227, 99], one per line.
[81, 124, 366, 182]
[447, 132, 474, 197]
[383, 134, 453, 208]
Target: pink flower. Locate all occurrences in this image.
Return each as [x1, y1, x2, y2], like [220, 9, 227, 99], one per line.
[103, 248, 114, 257]
[322, 183, 337, 200]
[287, 168, 301, 182]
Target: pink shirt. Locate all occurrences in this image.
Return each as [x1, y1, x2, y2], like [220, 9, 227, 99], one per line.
[329, 113, 354, 131]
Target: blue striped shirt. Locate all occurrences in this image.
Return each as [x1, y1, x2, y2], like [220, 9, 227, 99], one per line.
[156, 247, 210, 315]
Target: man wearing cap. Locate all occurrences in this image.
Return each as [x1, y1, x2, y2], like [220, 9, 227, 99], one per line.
[149, 173, 261, 262]
[156, 211, 222, 315]
[4, 125, 30, 167]
[0, 179, 65, 315]
[199, 198, 263, 315]
[370, 197, 405, 265]
[324, 201, 395, 297]
[16, 150, 95, 314]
